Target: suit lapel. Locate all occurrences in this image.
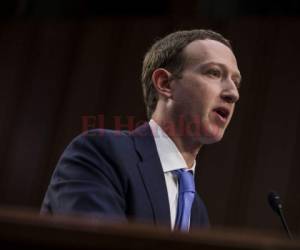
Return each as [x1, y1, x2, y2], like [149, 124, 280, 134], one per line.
[131, 123, 171, 228]
[190, 192, 210, 229]
[190, 193, 202, 229]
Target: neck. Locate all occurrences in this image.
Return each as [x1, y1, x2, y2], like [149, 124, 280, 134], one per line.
[172, 136, 200, 168]
[152, 114, 202, 169]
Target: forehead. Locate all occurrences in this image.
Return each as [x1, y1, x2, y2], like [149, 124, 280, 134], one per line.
[182, 39, 239, 71]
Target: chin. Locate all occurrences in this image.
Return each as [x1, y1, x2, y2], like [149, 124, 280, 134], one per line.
[200, 134, 224, 144]
[198, 126, 225, 144]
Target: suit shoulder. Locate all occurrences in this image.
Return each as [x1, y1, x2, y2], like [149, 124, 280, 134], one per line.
[66, 129, 137, 164]
[72, 128, 132, 148]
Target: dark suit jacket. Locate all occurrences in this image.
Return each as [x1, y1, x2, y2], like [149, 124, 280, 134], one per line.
[41, 123, 209, 229]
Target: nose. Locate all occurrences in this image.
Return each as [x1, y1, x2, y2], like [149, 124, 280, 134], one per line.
[220, 80, 240, 104]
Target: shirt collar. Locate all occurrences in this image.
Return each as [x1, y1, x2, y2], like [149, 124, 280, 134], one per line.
[149, 119, 196, 174]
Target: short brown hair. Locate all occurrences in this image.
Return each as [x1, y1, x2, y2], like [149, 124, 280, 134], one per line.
[141, 29, 232, 119]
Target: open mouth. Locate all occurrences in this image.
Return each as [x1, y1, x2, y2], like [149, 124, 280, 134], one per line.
[213, 107, 230, 120]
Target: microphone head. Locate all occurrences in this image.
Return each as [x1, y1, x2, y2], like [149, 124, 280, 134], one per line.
[268, 191, 283, 214]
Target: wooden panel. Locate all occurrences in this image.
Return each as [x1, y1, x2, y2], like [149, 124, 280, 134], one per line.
[0, 208, 299, 250]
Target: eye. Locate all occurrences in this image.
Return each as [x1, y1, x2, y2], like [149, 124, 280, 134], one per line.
[206, 68, 221, 78]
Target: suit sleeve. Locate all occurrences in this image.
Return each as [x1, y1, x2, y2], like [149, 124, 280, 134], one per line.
[41, 132, 128, 222]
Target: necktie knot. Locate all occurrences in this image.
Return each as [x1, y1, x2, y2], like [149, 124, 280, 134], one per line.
[174, 169, 195, 193]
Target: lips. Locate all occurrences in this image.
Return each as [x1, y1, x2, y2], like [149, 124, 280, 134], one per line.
[213, 107, 230, 122]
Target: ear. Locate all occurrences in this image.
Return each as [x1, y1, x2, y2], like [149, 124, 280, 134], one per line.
[151, 68, 173, 99]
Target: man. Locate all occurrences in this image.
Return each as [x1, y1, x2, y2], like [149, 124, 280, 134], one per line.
[41, 29, 241, 231]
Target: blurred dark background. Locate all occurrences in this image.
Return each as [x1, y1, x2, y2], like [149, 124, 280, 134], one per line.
[0, 0, 299, 237]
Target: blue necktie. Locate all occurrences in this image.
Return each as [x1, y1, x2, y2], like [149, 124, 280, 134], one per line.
[174, 169, 195, 231]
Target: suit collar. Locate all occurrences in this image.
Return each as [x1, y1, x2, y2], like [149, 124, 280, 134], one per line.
[131, 123, 171, 228]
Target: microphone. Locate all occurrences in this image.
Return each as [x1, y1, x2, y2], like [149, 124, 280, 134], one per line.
[267, 191, 293, 240]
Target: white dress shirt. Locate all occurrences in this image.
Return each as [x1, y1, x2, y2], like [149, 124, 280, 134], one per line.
[149, 119, 195, 230]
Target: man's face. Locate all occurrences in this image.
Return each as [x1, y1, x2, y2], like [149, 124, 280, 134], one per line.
[170, 39, 241, 144]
